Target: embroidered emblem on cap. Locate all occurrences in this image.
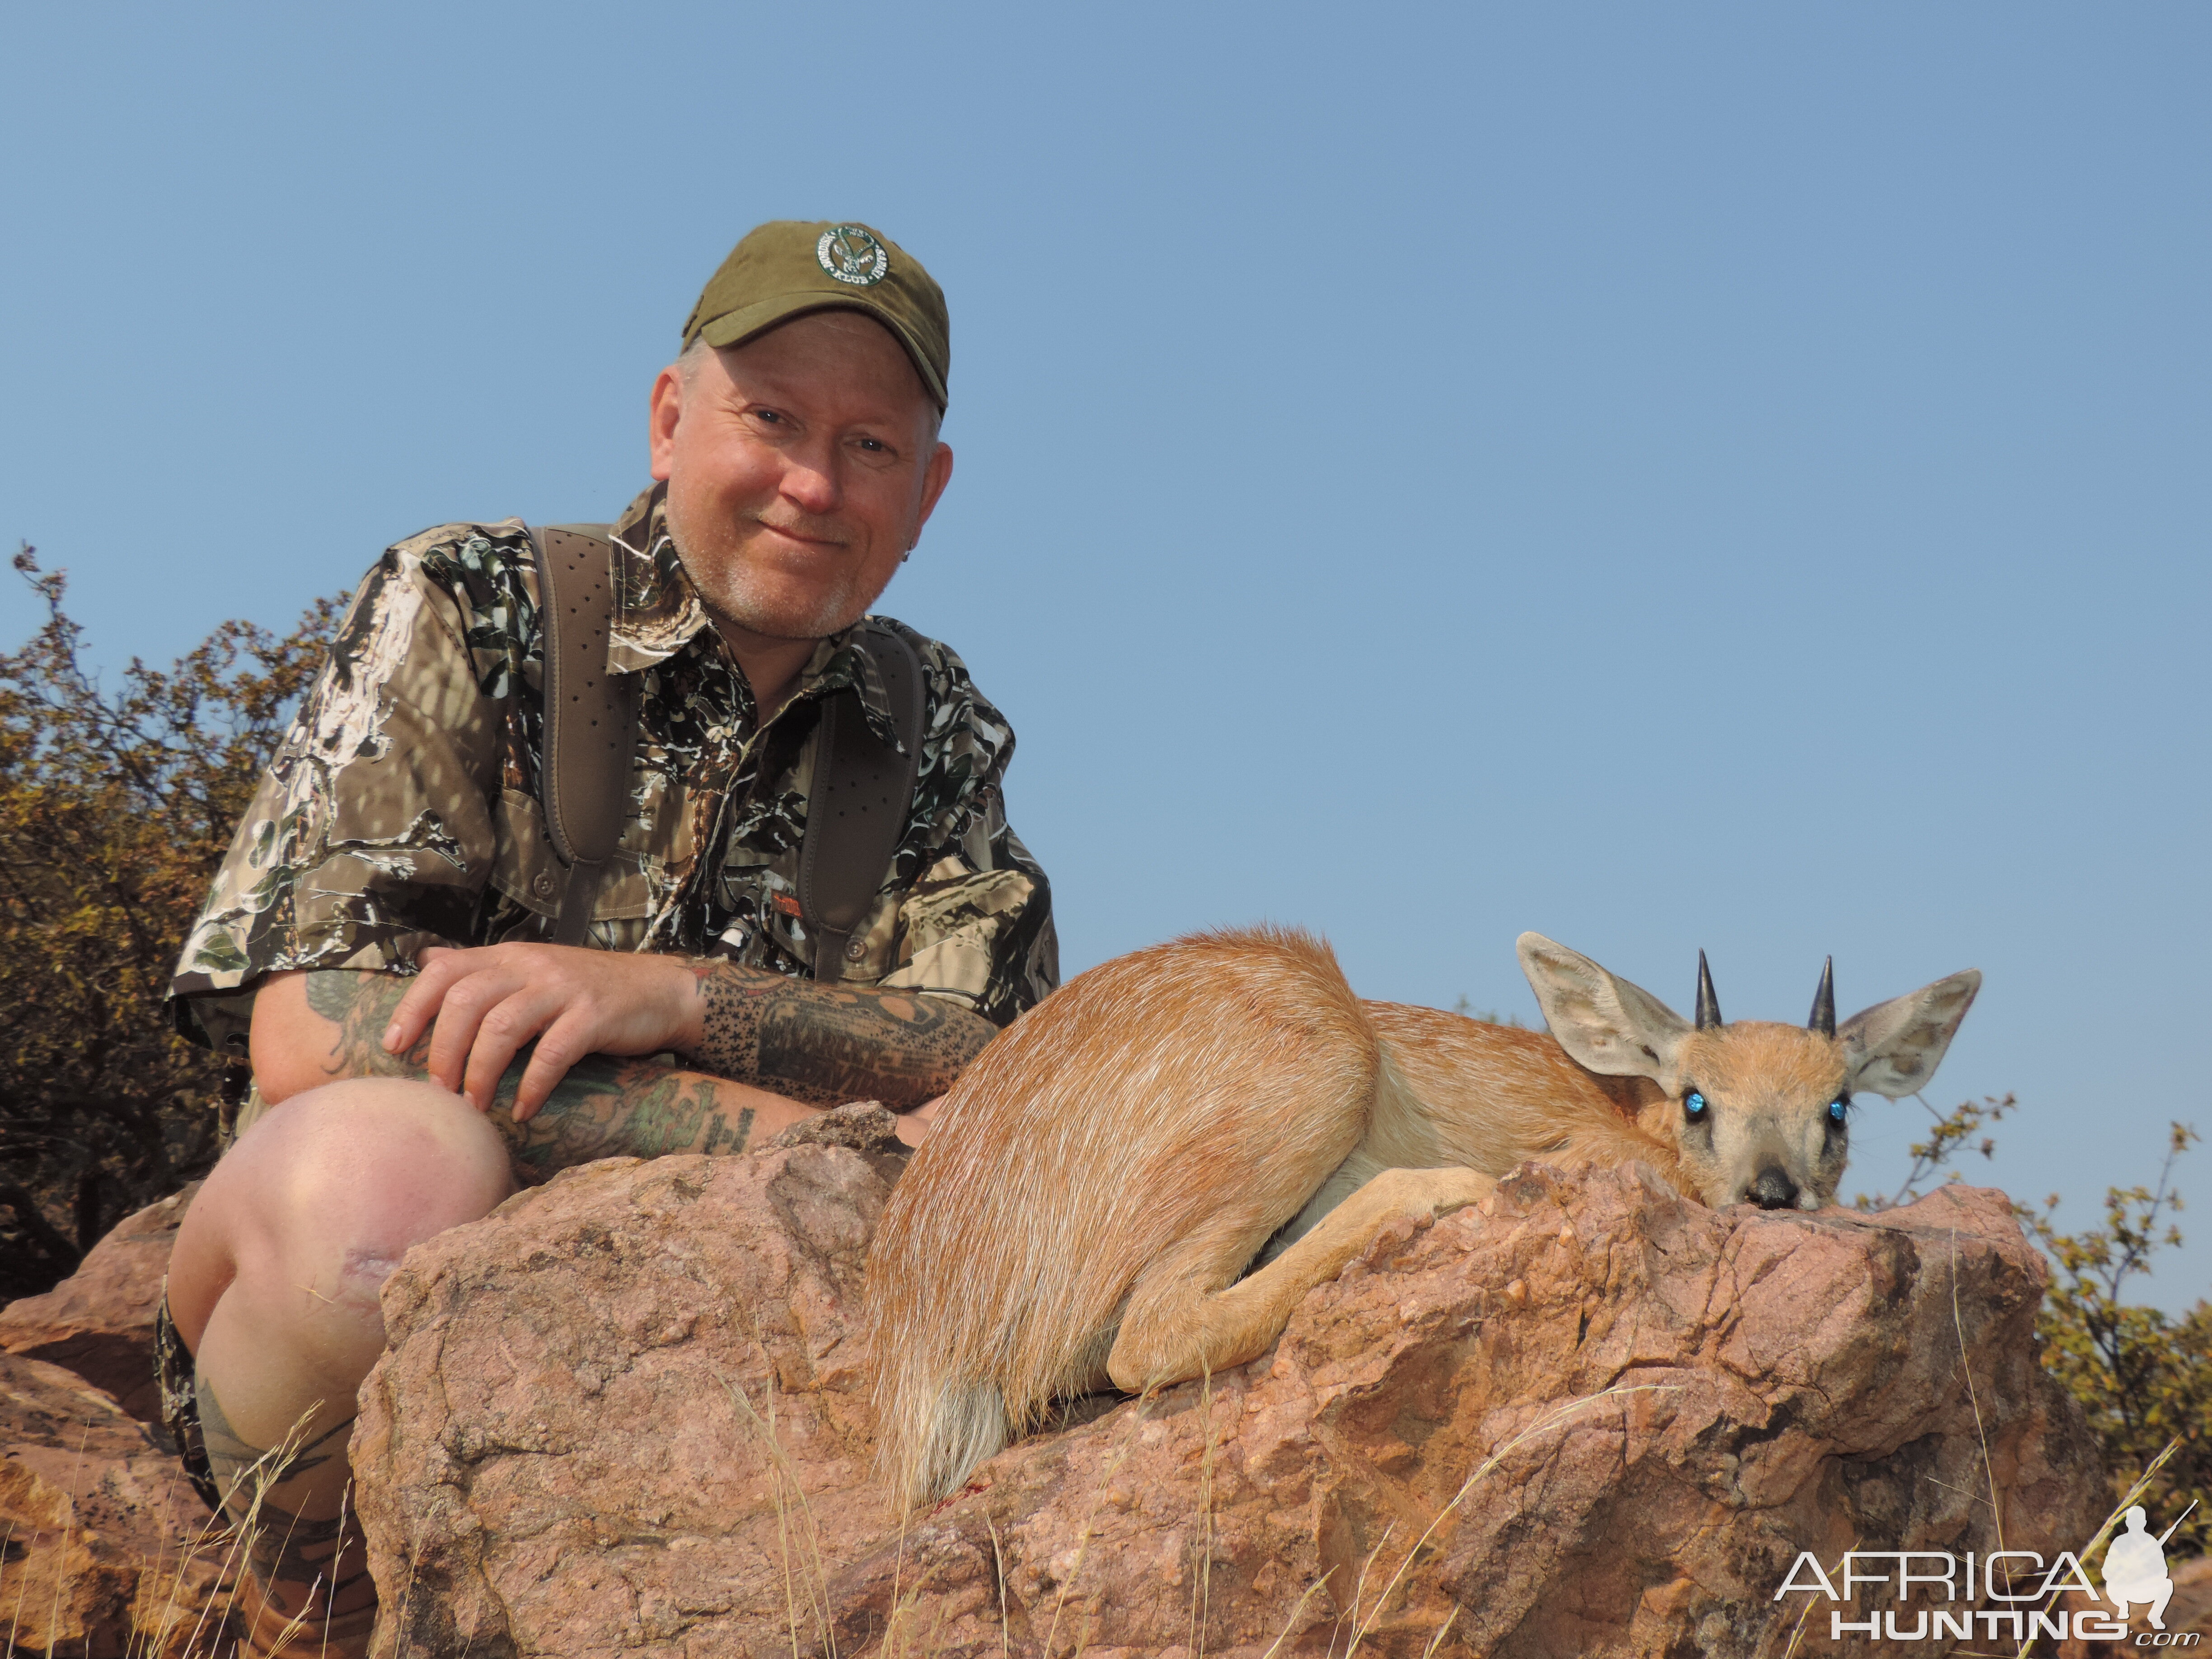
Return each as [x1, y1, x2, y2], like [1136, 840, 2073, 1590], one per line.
[816, 225, 890, 287]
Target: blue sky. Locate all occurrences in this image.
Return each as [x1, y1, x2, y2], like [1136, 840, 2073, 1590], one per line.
[3, 4, 2206, 1306]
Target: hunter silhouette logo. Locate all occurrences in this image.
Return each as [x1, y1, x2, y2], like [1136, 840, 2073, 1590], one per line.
[816, 225, 890, 286]
[1772, 1499, 2199, 1645]
[2106, 1502, 2196, 1632]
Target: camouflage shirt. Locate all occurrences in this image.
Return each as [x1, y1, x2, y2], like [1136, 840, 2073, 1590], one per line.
[169, 484, 1058, 1055]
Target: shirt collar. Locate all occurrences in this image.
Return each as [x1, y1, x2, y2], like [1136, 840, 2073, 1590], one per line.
[606, 483, 712, 672]
[604, 483, 905, 750]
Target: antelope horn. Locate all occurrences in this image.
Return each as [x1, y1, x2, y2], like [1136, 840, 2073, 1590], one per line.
[1695, 950, 1722, 1030]
[1809, 956, 1836, 1037]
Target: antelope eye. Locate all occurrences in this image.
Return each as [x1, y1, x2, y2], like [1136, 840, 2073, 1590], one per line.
[1828, 1095, 1851, 1125]
[1684, 1089, 1708, 1121]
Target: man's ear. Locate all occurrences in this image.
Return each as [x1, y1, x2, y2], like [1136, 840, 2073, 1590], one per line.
[1517, 933, 1690, 1085]
[1838, 970, 1982, 1099]
[913, 440, 954, 539]
[647, 363, 685, 482]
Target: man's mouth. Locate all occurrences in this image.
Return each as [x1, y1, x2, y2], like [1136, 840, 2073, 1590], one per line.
[752, 518, 848, 551]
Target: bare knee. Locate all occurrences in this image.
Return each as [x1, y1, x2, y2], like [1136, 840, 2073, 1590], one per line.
[171, 1078, 513, 1347]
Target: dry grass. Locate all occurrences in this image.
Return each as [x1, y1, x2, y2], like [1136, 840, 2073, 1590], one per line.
[1312, 1382, 1683, 1657]
[0, 1415, 234, 1659]
[1767, 1540, 1859, 1659]
[868, 1388, 1157, 1659]
[17, 1247, 2145, 1659]
[1188, 1365, 1217, 1659]
[2004, 1437, 2184, 1659]
[1767, 1231, 2197, 1659]
[1949, 1227, 2007, 1563]
[0, 1403, 380, 1659]
[1019, 1373, 1669, 1659]
[725, 1373, 841, 1659]
[711, 1368, 1158, 1659]
[1037, 1397, 1149, 1659]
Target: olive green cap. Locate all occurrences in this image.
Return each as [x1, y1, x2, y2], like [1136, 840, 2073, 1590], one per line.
[680, 220, 949, 409]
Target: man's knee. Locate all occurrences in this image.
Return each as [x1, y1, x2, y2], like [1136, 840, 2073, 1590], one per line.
[171, 1078, 514, 1345]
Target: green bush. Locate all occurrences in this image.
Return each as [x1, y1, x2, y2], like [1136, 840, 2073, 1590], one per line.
[1858, 1096, 2208, 1556]
[0, 547, 336, 1298]
[2025, 1124, 2209, 1556]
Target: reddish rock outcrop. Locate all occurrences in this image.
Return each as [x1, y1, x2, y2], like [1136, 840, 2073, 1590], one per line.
[2170, 1555, 2212, 1636]
[0, 1353, 231, 1658]
[0, 1183, 200, 1423]
[353, 1156, 2105, 1658]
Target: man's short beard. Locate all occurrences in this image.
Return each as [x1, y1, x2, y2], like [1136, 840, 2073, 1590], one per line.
[665, 499, 869, 642]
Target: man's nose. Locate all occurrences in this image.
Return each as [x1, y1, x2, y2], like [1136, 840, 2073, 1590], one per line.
[1748, 1166, 1800, 1210]
[777, 445, 844, 515]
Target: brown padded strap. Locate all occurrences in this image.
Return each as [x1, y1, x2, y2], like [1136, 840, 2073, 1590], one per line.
[798, 623, 926, 982]
[529, 524, 633, 947]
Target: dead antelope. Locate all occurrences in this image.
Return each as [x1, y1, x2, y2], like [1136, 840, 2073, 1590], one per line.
[865, 926, 1980, 1507]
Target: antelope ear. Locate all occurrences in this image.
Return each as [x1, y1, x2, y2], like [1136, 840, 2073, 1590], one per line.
[1838, 969, 1982, 1099]
[1517, 933, 1690, 1086]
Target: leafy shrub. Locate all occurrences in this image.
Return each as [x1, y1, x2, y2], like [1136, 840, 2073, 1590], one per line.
[0, 547, 337, 1298]
[2026, 1124, 2209, 1555]
[1860, 1097, 2209, 1556]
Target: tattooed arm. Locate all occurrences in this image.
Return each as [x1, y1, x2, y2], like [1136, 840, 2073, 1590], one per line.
[251, 948, 997, 1172]
[251, 969, 798, 1180]
[679, 965, 995, 1108]
[369, 939, 998, 1112]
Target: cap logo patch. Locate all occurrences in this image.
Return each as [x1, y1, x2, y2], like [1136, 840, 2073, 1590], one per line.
[816, 225, 890, 287]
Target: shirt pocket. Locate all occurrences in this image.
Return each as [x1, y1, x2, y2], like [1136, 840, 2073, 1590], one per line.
[878, 866, 1038, 1007]
[490, 787, 654, 922]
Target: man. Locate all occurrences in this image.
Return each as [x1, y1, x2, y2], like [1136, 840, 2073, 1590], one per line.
[159, 220, 1055, 1654]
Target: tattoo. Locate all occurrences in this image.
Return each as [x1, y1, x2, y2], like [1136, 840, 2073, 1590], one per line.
[295, 962, 977, 1179]
[686, 965, 997, 1107]
[300, 970, 767, 1181]
[195, 1372, 370, 1611]
[307, 967, 413, 1073]
[491, 1062, 698, 1173]
[701, 1106, 755, 1156]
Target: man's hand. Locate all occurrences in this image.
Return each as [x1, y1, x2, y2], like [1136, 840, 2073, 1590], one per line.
[249, 966, 965, 1183]
[374, 944, 999, 1123]
[382, 943, 704, 1120]
[252, 970, 823, 1177]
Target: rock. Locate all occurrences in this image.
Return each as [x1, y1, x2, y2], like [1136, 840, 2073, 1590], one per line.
[2167, 1555, 2212, 1637]
[352, 1148, 889, 1659]
[0, 1353, 230, 1658]
[763, 1099, 912, 1181]
[353, 1159, 2105, 1658]
[0, 1183, 200, 1423]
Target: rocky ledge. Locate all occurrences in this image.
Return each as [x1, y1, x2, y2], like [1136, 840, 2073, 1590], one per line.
[0, 1352, 231, 1658]
[351, 1135, 2105, 1658]
[1, 1181, 200, 1425]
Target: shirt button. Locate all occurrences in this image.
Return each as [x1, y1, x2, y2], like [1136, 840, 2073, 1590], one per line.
[531, 871, 557, 900]
[844, 937, 867, 962]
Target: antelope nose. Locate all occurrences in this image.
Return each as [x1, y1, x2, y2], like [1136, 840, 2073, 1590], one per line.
[1748, 1167, 1800, 1210]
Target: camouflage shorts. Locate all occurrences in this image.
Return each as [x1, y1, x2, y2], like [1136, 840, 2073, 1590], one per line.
[151, 1086, 275, 1517]
[154, 1286, 222, 1514]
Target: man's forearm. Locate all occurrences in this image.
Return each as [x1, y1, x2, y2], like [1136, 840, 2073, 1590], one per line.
[300, 971, 775, 1180]
[679, 961, 998, 1108]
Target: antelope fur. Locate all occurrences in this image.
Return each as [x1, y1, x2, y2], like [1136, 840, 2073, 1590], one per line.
[865, 925, 1979, 1509]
